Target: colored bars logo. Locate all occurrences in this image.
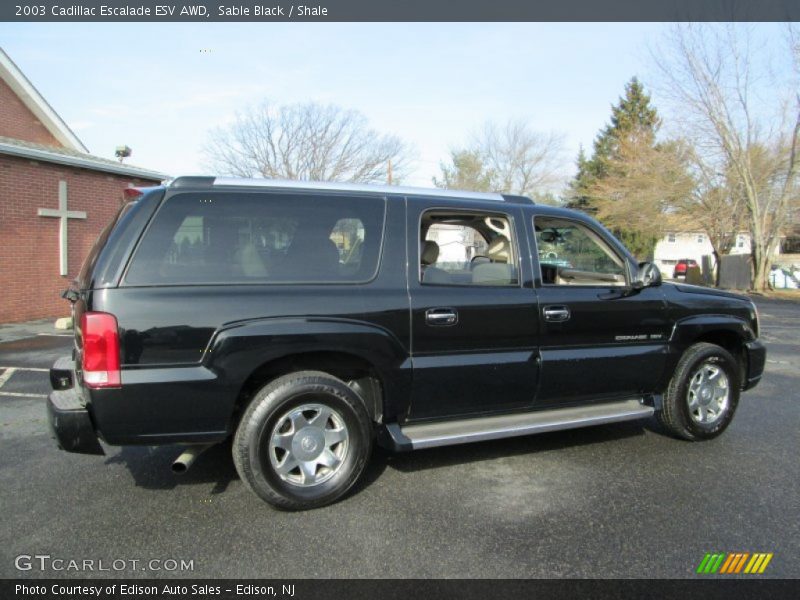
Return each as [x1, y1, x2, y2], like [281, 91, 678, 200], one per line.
[696, 552, 773, 574]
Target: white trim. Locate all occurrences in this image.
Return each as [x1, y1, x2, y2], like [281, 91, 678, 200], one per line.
[0, 140, 166, 180]
[37, 181, 87, 276]
[0, 48, 88, 152]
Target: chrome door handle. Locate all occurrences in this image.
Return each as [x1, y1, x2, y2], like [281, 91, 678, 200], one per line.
[543, 306, 570, 322]
[425, 308, 458, 326]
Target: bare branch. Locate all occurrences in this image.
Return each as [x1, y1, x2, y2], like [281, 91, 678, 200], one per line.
[203, 101, 410, 184]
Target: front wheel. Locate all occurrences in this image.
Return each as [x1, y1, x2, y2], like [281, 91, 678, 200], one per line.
[233, 371, 373, 510]
[657, 342, 741, 441]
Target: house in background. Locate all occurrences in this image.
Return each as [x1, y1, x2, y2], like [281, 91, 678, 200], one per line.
[0, 48, 166, 323]
[653, 231, 752, 278]
[654, 227, 800, 281]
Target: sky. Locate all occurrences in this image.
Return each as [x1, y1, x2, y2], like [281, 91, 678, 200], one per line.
[0, 22, 790, 188]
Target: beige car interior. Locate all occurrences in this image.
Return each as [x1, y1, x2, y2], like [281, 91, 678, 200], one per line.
[472, 235, 517, 285]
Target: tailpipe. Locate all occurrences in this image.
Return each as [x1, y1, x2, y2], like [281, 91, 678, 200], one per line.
[172, 444, 213, 474]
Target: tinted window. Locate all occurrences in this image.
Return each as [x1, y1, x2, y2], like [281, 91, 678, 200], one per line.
[535, 217, 627, 286]
[125, 192, 385, 285]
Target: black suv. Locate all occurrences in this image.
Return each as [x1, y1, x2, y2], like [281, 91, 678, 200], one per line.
[48, 177, 766, 509]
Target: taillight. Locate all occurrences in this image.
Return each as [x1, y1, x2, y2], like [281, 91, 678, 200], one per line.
[81, 312, 121, 388]
[123, 187, 143, 201]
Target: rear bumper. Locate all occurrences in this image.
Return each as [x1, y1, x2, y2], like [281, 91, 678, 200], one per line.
[743, 340, 767, 391]
[47, 358, 104, 455]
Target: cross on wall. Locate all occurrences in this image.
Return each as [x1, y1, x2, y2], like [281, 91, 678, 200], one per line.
[37, 181, 87, 276]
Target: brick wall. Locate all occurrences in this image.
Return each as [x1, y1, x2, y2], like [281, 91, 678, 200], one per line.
[0, 78, 63, 147]
[0, 153, 160, 323]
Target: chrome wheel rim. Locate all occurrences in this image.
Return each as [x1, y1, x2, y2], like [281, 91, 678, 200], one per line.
[268, 403, 349, 487]
[687, 362, 730, 425]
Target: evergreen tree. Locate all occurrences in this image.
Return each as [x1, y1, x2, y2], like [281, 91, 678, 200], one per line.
[567, 145, 594, 211]
[567, 77, 670, 258]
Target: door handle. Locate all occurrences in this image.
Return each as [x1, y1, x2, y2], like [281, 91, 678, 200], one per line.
[543, 305, 570, 322]
[425, 308, 458, 326]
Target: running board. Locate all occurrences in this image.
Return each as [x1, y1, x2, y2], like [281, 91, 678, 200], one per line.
[382, 399, 654, 451]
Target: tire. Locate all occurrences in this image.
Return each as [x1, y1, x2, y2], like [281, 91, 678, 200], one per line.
[657, 342, 741, 441]
[233, 370, 373, 510]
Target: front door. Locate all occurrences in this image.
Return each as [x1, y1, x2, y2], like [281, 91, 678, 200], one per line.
[529, 215, 670, 407]
[406, 200, 539, 421]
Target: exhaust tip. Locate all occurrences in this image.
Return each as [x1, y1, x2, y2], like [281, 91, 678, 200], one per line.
[171, 444, 214, 475]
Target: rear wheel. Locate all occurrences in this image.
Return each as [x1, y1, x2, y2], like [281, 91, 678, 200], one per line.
[657, 342, 741, 441]
[233, 371, 373, 510]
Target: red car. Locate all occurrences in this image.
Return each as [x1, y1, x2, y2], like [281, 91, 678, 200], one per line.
[673, 259, 699, 278]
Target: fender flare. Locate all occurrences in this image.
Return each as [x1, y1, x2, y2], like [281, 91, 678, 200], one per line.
[204, 316, 412, 421]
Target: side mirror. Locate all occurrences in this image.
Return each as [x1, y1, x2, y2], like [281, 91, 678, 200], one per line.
[634, 262, 662, 288]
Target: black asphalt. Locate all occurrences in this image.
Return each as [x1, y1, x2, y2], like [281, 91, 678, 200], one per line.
[0, 298, 797, 579]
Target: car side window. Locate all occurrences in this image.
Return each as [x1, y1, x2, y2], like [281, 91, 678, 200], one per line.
[125, 193, 384, 285]
[534, 216, 627, 286]
[420, 211, 519, 287]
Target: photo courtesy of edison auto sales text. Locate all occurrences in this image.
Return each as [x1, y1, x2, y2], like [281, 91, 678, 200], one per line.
[15, 584, 295, 596]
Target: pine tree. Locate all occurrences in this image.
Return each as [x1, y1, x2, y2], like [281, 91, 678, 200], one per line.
[567, 145, 594, 211]
[567, 77, 668, 258]
[592, 76, 660, 178]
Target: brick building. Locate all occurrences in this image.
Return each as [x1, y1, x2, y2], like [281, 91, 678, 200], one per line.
[0, 48, 165, 323]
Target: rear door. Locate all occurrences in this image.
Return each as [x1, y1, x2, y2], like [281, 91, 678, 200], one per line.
[529, 214, 670, 407]
[406, 197, 540, 421]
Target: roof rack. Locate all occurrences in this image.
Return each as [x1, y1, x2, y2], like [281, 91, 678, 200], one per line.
[168, 176, 534, 204]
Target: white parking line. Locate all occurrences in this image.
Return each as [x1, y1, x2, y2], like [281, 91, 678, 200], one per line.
[0, 391, 47, 399]
[36, 333, 73, 337]
[0, 366, 49, 399]
[0, 368, 16, 387]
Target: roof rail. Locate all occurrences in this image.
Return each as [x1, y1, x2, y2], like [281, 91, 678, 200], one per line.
[167, 176, 523, 203]
[168, 176, 216, 188]
[501, 194, 536, 205]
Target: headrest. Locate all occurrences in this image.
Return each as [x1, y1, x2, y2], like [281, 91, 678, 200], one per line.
[487, 236, 511, 263]
[421, 240, 439, 266]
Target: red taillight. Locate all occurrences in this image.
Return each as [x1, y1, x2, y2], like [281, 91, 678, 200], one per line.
[81, 312, 121, 388]
[123, 187, 143, 201]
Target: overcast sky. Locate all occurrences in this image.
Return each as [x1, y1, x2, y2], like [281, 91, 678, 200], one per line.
[0, 22, 790, 187]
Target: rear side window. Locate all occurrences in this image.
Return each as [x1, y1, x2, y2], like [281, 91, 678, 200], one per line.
[124, 192, 385, 285]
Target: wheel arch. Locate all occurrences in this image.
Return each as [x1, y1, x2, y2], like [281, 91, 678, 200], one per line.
[234, 350, 386, 424]
[205, 317, 411, 432]
[671, 316, 754, 387]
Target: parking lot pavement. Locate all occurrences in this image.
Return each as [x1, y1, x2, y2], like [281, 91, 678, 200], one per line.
[0, 297, 798, 579]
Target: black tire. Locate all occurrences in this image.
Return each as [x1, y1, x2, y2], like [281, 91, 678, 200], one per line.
[233, 370, 373, 510]
[657, 342, 741, 441]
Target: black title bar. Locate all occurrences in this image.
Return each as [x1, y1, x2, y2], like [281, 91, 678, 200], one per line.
[4, 579, 800, 600]
[2, 0, 799, 22]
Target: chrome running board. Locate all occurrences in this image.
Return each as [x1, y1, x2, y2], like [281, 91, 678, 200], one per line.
[385, 399, 653, 451]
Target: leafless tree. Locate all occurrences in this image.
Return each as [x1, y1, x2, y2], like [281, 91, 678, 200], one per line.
[473, 120, 566, 199]
[654, 24, 800, 290]
[204, 102, 410, 184]
[672, 150, 748, 284]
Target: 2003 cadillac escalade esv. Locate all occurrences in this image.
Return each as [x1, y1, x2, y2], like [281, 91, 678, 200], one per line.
[48, 176, 766, 510]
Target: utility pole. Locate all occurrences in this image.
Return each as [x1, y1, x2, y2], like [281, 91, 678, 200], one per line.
[387, 159, 393, 185]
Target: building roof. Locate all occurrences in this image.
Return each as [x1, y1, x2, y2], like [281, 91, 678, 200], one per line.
[0, 135, 166, 181]
[0, 48, 88, 152]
